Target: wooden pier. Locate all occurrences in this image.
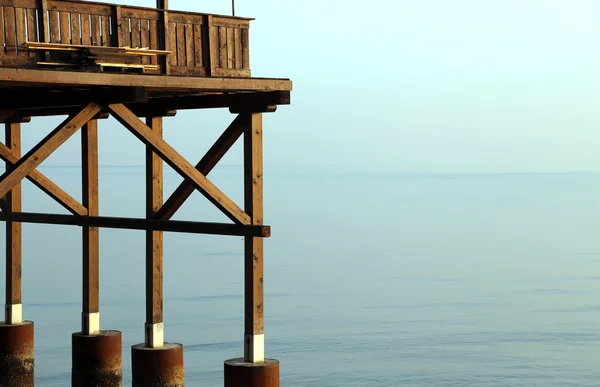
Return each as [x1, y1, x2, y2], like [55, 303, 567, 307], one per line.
[0, 0, 292, 385]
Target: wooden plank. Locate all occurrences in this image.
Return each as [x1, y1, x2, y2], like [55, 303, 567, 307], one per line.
[184, 23, 193, 66]
[0, 211, 270, 236]
[107, 103, 250, 225]
[38, 0, 49, 44]
[26, 8, 38, 43]
[193, 23, 202, 67]
[226, 27, 233, 69]
[81, 120, 99, 325]
[5, 7, 16, 55]
[4, 122, 22, 324]
[15, 7, 27, 56]
[0, 7, 5, 57]
[166, 21, 175, 67]
[243, 112, 264, 362]
[0, 141, 87, 215]
[120, 7, 159, 21]
[218, 26, 226, 68]
[48, 9, 58, 43]
[141, 19, 149, 63]
[80, 12, 90, 45]
[146, 116, 163, 330]
[211, 17, 249, 29]
[121, 16, 131, 48]
[234, 27, 241, 70]
[167, 12, 203, 24]
[100, 15, 110, 46]
[149, 19, 157, 64]
[0, 103, 102, 199]
[159, 9, 169, 74]
[211, 68, 250, 78]
[111, 6, 120, 46]
[156, 114, 244, 221]
[0, 0, 36, 7]
[0, 68, 294, 91]
[241, 27, 249, 69]
[131, 18, 140, 48]
[59, 11, 69, 44]
[176, 22, 184, 66]
[46, 1, 111, 16]
[91, 14, 100, 46]
[70, 11, 80, 45]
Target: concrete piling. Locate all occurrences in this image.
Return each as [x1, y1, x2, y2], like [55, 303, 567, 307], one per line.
[0, 321, 34, 387]
[224, 358, 280, 387]
[72, 330, 123, 387]
[131, 342, 184, 386]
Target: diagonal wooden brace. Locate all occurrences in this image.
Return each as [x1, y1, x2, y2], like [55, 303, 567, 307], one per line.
[0, 103, 103, 199]
[107, 103, 250, 225]
[154, 114, 245, 221]
[0, 142, 87, 216]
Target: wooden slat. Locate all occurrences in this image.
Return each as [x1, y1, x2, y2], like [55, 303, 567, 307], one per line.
[241, 27, 249, 69]
[0, 7, 5, 57]
[176, 22, 184, 66]
[0, 103, 102, 199]
[156, 114, 244, 221]
[166, 21, 175, 67]
[184, 23, 193, 66]
[141, 19, 149, 63]
[0, 211, 269, 236]
[121, 16, 131, 48]
[234, 27, 242, 70]
[39, 0, 49, 44]
[80, 12, 90, 45]
[82, 120, 99, 320]
[218, 26, 226, 68]
[5, 7, 16, 55]
[107, 103, 250, 225]
[48, 9, 59, 43]
[226, 27, 234, 69]
[100, 15, 109, 46]
[193, 23, 202, 67]
[131, 18, 140, 48]
[91, 14, 100, 46]
[70, 11, 80, 45]
[146, 116, 162, 327]
[243, 113, 264, 361]
[149, 19, 158, 64]
[26, 8, 37, 43]
[111, 6, 120, 46]
[59, 11, 69, 44]
[0, 141, 87, 215]
[15, 7, 27, 56]
[4, 122, 22, 320]
[160, 9, 169, 74]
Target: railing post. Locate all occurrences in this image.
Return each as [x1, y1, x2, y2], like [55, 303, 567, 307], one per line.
[157, 1, 170, 75]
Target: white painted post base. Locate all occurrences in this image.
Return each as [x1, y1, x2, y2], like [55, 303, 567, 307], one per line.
[4, 303, 22, 325]
[82, 312, 100, 335]
[244, 333, 264, 363]
[145, 322, 164, 348]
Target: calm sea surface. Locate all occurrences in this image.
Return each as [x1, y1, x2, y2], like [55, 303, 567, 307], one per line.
[2, 166, 600, 386]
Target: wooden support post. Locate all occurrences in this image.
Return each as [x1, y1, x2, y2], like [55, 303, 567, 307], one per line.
[243, 113, 264, 363]
[4, 123, 22, 325]
[81, 120, 99, 335]
[145, 117, 164, 348]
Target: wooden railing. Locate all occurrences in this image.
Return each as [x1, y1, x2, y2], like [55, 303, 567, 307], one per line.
[0, 0, 251, 77]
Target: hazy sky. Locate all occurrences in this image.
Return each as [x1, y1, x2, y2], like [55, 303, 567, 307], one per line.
[22, 0, 600, 172]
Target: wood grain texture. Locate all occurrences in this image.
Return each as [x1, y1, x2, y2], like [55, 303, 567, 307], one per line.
[5, 7, 17, 54]
[4, 122, 21, 306]
[146, 116, 162, 325]
[0, 7, 6, 57]
[108, 103, 250, 225]
[15, 7, 26, 56]
[0, 102, 102, 199]
[0, 141, 87, 215]
[244, 113, 264, 335]
[156, 114, 244, 221]
[82, 119, 99, 314]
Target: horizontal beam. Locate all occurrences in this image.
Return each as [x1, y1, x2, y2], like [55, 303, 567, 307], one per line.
[0, 68, 293, 92]
[0, 87, 148, 110]
[0, 211, 270, 237]
[139, 91, 290, 112]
